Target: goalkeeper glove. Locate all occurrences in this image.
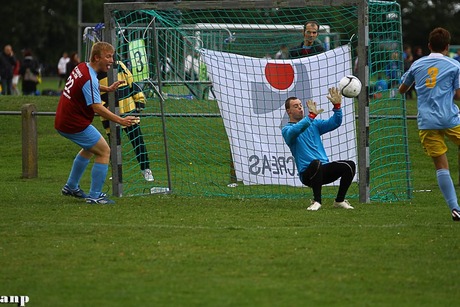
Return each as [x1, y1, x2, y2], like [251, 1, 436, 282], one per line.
[327, 87, 342, 109]
[307, 100, 324, 119]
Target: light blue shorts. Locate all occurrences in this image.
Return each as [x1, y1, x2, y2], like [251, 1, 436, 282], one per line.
[57, 125, 102, 150]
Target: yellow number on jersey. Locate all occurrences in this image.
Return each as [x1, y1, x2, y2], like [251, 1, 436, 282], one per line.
[425, 67, 438, 88]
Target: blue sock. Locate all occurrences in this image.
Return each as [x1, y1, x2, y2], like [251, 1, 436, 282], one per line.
[89, 163, 109, 199]
[436, 169, 460, 211]
[66, 154, 90, 189]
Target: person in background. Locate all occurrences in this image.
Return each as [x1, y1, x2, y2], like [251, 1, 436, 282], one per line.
[65, 52, 80, 80]
[289, 21, 325, 59]
[385, 51, 401, 98]
[98, 61, 154, 182]
[402, 45, 414, 99]
[403, 45, 413, 71]
[55, 42, 139, 205]
[11, 58, 20, 95]
[19, 49, 40, 96]
[399, 27, 460, 222]
[184, 49, 200, 81]
[275, 44, 290, 59]
[282, 87, 356, 211]
[263, 53, 272, 59]
[453, 48, 460, 63]
[57, 51, 69, 88]
[372, 73, 388, 99]
[412, 46, 424, 62]
[0, 44, 17, 95]
[184, 50, 209, 99]
[407, 44, 426, 98]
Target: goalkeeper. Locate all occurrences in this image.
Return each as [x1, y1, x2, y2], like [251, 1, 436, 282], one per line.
[99, 61, 154, 182]
[282, 87, 356, 211]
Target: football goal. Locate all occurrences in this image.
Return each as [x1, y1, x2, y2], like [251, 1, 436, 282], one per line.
[101, 0, 411, 202]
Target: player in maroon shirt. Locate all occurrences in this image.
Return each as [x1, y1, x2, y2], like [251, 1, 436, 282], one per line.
[55, 42, 139, 204]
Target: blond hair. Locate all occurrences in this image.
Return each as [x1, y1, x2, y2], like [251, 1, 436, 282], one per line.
[90, 42, 114, 62]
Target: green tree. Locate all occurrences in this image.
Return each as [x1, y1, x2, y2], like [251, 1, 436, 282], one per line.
[0, 0, 104, 75]
[398, 0, 460, 52]
[1, 0, 459, 75]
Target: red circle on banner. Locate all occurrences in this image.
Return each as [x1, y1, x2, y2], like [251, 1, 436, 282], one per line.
[264, 63, 295, 90]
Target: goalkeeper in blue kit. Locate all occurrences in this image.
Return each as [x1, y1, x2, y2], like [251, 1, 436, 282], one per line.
[399, 27, 460, 221]
[282, 87, 356, 211]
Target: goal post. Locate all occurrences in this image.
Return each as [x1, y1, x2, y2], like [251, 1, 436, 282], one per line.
[102, 0, 411, 202]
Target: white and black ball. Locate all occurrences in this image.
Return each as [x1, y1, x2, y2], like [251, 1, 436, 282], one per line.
[338, 75, 362, 98]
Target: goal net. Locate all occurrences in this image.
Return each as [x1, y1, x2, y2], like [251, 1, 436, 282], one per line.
[102, 0, 412, 201]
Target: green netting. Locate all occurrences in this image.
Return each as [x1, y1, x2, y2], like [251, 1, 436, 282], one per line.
[103, 0, 411, 201]
[368, 1, 412, 201]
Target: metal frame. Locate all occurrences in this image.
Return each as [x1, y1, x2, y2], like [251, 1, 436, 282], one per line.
[104, 0, 370, 202]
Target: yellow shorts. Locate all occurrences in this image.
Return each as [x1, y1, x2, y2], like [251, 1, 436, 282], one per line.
[419, 125, 460, 157]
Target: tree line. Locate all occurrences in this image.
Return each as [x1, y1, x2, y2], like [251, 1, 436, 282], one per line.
[0, 0, 458, 76]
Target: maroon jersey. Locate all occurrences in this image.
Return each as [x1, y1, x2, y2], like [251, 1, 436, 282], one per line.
[55, 62, 101, 133]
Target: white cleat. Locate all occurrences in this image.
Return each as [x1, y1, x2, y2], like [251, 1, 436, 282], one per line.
[307, 201, 322, 211]
[333, 200, 354, 209]
[141, 168, 155, 182]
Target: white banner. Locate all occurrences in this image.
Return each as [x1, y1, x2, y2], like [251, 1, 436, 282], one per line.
[201, 45, 357, 186]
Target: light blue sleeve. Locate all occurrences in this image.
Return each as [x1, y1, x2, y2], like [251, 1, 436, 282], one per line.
[401, 70, 414, 87]
[454, 66, 460, 91]
[281, 117, 313, 146]
[82, 65, 101, 106]
[316, 108, 342, 135]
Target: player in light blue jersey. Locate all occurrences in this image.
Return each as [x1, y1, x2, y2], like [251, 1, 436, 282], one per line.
[282, 88, 356, 211]
[399, 27, 460, 221]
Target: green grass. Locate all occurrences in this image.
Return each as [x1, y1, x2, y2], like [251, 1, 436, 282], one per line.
[1, 85, 459, 306]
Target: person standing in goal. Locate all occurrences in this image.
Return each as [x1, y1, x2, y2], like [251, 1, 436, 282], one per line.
[399, 27, 460, 221]
[282, 88, 356, 210]
[98, 60, 154, 182]
[55, 42, 139, 204]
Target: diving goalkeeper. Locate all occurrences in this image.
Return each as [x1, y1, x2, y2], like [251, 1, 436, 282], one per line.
[282, 87, 356, 211]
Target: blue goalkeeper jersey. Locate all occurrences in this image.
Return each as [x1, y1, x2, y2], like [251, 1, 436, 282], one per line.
[282, 108, 342, 176]
[401, 53, 460, 129]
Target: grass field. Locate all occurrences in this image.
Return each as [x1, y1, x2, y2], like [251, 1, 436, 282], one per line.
[1, 79, 459, 306]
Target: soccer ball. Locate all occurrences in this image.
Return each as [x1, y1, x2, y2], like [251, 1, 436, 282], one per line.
[339, 75, 362, 98]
